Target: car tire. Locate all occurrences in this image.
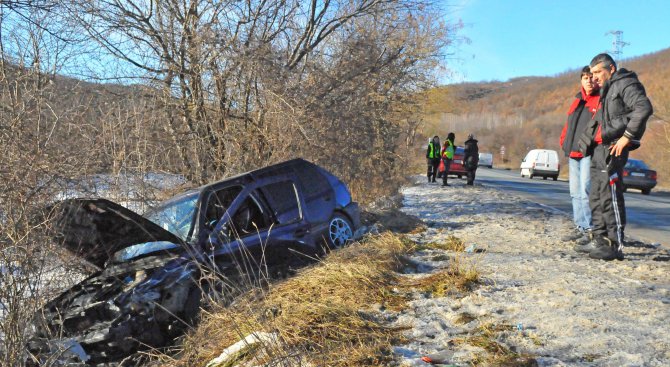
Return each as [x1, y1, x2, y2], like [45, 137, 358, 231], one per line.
[552, 176, 558, 181]
[623, 186, 628, 193]
[543, 176, 547, 180]
[327, 213, 354, 249]
[642, 188, 651, 195]
[458, 175, 462, 179]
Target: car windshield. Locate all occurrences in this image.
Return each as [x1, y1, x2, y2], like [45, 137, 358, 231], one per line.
[626, 160, 649, 170]
[144, 191, 199, 241]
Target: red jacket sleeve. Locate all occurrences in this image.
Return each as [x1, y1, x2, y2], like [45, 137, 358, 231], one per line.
[559, 121, 568, 147]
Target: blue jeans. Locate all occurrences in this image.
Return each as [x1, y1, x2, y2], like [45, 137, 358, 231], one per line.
[569, 156, 592, 231]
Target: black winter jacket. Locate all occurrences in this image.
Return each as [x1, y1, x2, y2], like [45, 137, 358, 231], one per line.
[463, 138, 479, 170]
[597, 68, 653, 144]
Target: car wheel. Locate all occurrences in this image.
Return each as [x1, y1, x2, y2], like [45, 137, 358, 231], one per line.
[458, 175, 462, 179]
[641, 188, 651, 195]
[543, 176, 547, 180]
[327, 213, 353, 249]
[552, 176, 558, 181]
[623, 186, 628, 193]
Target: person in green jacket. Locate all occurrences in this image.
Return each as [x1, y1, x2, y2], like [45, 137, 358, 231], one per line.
[426, 135, 441, 183]
[441, 132, 455, 186]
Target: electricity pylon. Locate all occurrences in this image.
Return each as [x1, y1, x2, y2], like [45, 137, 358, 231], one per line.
[605, 30, 629, 64]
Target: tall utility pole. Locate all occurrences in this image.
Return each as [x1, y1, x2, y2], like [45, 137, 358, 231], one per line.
[605, 30, 629, 64]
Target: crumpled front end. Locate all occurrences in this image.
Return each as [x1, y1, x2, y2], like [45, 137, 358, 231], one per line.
[27, 256, 201, 365]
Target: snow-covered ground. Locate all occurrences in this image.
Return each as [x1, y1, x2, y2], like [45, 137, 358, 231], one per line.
[394, 177, 670, 366]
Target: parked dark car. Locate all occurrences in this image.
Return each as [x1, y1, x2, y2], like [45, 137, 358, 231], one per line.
[623, 159, 657, 195]
[448, 146, 467, 178]
[27, 159, 360, 365]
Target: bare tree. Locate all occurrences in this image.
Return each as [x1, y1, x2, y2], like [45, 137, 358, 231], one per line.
[68, 0, 454, 196]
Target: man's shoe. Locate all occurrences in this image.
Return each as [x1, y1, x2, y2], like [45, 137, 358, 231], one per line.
[574, 231, 593, 246]
[588, 237, 619, 261]
[574, 238, 598, 253]
[616, 249, 625, 261]
[561, 229, 584, 242]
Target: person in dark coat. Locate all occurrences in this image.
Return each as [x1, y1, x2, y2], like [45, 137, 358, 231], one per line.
[463, 134, 479, 186]
[559, 66, 599, 245]
[426, 135, 441, 183]
[576, 53, 653, 261]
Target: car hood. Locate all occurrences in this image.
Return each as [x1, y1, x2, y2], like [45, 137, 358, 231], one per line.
[50, 198, 183, 268]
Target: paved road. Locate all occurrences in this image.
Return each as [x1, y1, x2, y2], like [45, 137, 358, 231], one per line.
[474, 168, 670, 246]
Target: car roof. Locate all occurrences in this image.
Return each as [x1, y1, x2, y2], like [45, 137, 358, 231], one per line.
[528, 149, 557, 153]
[194, 158, 317, 193]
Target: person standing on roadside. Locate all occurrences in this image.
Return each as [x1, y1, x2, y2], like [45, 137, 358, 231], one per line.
[463, 134, 479, 186]
[426, 135, 441, 183]
[441, 132, 456, 186]
[559, 66, 599, 246]
[576, 53, 652, 261]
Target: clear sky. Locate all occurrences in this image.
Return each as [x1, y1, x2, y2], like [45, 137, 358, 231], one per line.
[444, 0, 670, 83]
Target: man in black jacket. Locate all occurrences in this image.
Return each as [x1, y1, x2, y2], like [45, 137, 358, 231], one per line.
[577, 53, 653, 261]
[463, 134, 479, 186]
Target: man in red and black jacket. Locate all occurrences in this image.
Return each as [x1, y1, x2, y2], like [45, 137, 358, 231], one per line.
[559, 66, 599, 246]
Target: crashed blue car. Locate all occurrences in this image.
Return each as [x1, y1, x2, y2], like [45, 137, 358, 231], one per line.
[28, 158, 360, 365]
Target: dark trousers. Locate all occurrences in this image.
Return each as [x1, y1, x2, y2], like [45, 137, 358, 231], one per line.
[589, 144, 628, 250]
[466, 168, 476, 185]
[442, 159, 452, 185]
[427, 158, 440, 182]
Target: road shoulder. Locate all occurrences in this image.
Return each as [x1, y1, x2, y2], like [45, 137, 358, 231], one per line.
[394, 178, 670, 366]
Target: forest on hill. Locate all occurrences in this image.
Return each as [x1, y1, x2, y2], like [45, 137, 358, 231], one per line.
[421, 47, 670, 186]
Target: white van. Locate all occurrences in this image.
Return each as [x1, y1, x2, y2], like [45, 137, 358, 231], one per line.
[520, 149, 560, 180]
[478, 153, 493, 168]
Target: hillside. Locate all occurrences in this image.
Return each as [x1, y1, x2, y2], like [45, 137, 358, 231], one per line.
[421, 47, 670, 186]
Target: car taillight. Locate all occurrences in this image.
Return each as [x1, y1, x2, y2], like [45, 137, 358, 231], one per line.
[623, 170, 629, 177]
[650, 171, 657, 180]
[558, 163, 560, 170]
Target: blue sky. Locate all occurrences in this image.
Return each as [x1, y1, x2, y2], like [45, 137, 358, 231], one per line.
[444, 0, 670, 83]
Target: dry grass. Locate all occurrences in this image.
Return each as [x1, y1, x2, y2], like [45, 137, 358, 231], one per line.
[164, 233, 415, 367]
[409, 257, 479, 298]
[453, 322, 538, 367]
[419, 235, 466, 252]
[158, 233, 506, 367]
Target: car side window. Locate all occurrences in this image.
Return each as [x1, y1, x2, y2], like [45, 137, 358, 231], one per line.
[227, 194, 270, 238]
[204, 186, 242, 230]
[259, 181, 302, 225]
[294, 165, 329, 199]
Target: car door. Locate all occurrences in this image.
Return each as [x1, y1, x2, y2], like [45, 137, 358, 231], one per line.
[205, 177, 311, 276]
[548, 151, 559, 172]
[292, 163, 335, 234]
[535, 151, 547, 171]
